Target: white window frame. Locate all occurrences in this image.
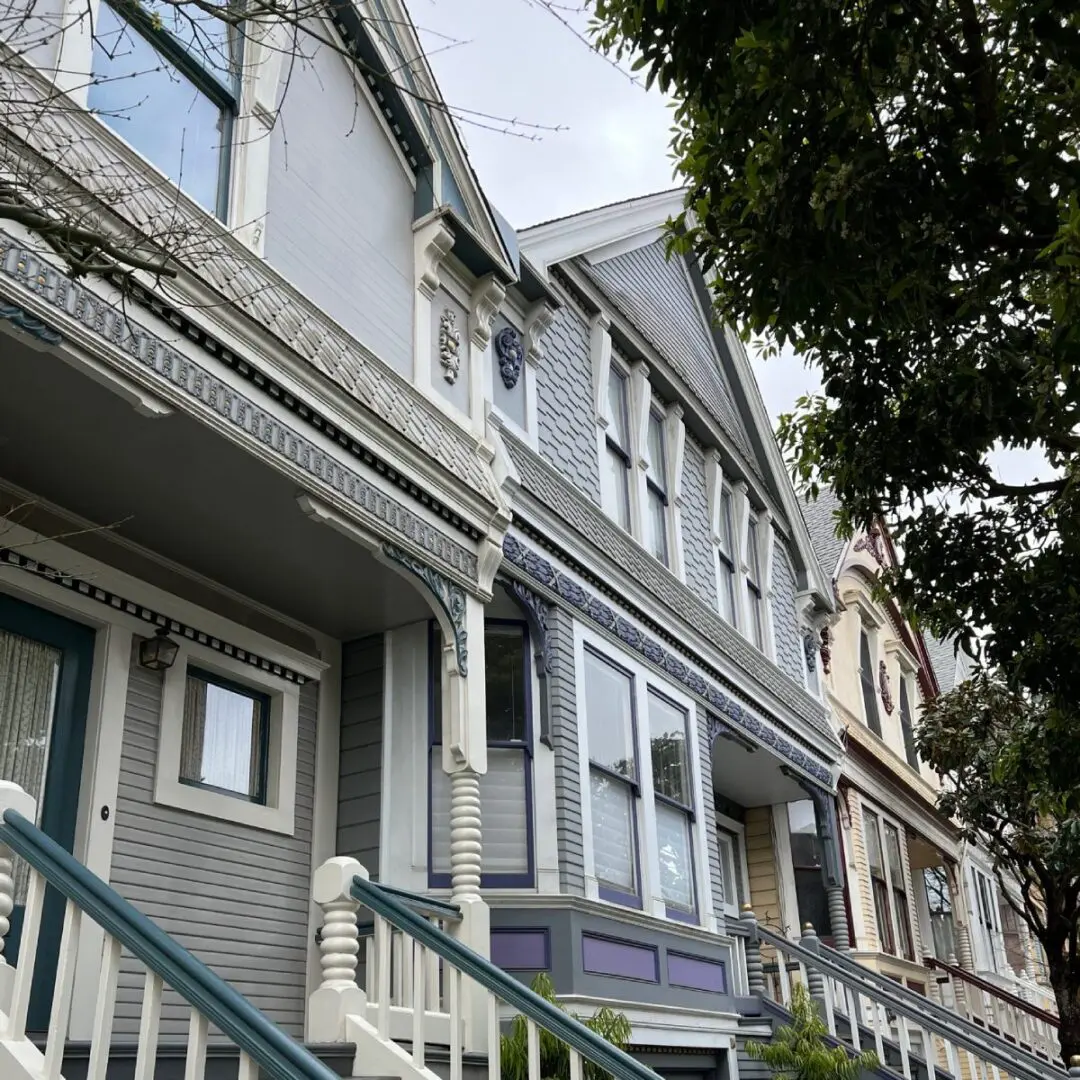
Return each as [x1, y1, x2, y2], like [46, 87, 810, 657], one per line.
[155, 644, 299, 835]
[743, 509, 770, 653]
[858, 623, 884, 737]
[861, 799, 917, 961]
[643, 402, 673, 567]
[706, 451, 740, 627]
[598, 354, 635, 532]
[715, 813, 750, 919]
[574, 623, 711, 926]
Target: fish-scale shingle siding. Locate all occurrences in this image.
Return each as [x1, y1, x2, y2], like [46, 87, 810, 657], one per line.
[771, 540, 806, 685]
[681, 436, 718, 610]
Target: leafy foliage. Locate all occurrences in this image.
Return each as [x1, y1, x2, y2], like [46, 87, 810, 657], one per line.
[917, 675, 1080, 1062]
[591, 0, 1080, 1061]
[500, 973, 633, 1080]
[746, 982, 879, 1080]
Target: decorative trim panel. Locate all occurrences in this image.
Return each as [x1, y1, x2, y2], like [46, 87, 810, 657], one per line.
[581, 932, 659, 983]
[0, 237, 479, 582]
[503, 534, 833, 786]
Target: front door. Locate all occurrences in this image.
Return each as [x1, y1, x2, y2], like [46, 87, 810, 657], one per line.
[0, 592, 94, 1031]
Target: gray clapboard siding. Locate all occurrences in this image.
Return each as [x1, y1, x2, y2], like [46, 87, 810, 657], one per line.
[264, 43, 414, 376]
[336, 635, 384, 880]
[770, 539, 805, 685]
[697, 703, 727, 920]
[681, 435, 718, 610]
[110, 644, 317, 1039]
[536, 302, 601, 506]
[547, 606, 585, 895]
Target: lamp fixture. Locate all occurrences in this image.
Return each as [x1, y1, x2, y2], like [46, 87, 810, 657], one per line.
[139, 627, 180, 671]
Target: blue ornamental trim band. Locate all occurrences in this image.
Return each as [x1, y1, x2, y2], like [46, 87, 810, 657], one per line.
[383, 543, 469, 676]
[503, 533, 832, 787]
[0, 547, 309, 684]
[0, 301, 63, 345]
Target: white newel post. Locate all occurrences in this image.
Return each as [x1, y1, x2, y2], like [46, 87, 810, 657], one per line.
[0, 781, 36, 1015]
[441, 593, 489, 1053]
[308, 857, 368, 1042]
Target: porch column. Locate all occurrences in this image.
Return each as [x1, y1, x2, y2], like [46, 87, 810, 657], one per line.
[439, 593, 489, 1051]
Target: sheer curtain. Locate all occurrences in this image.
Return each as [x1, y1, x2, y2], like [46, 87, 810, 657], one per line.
[180, 675, 261, 797]
[0, 630, 62, 902]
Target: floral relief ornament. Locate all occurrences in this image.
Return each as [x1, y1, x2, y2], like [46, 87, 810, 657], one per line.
[495, 326, 525, 390]
[439, 308, 462, 384]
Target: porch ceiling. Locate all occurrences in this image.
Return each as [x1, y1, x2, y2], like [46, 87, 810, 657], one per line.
[0, 329, 434, 639]
[711, 733, 810, 808]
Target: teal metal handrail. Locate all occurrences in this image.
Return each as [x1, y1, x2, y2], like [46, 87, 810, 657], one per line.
[0, 809, 341, 1080]
[351, 875, 665, 1080]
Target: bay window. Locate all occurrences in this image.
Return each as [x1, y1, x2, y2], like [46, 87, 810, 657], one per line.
[584, 648, 640, 905]
[716, 487, 738, 625]
[648, 690, 695, 919]
[745, 516, 765, 649]
[430, 621, 533, 887]
[859, 628, 882, 736]
[88, 0, 240, 217]
[644, 411, 670, 566]
[600, 368, 632, 530]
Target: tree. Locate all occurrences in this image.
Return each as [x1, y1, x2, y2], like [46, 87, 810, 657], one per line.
[917, 674, 1080, 1063]
[500, 972, 632, 1080]
[746, 982, 879, 1080]
[590, 0, 1080, 1062]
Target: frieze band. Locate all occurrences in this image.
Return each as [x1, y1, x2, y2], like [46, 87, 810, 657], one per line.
[502, 533, 833, 787]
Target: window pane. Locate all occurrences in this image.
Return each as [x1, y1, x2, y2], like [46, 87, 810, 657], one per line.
[719, 489, 735, 553]
[863, 809, 884, 875]
[589, 769, 636, 893]
[647, 412, 666, 486]
[646, 487, 668, 564]
[584, 651, 635, 779]
[899, 680, 919, 768]
[89, 2, 228, 213]
[601, 444, 631, 530]
[859, 630, 882, 735]
[746, 517, 761, 582]
[180, 671, 266, 801]
[787, 800, 820, 867]
[747, 582, 765, 649]
[718, 558, 737, 625]
[884, 824, 906, 890]
[486, 625, 527, 742]
[141, 0, 238, 81]
[656, 801, 694, 911]
[606, 369, 629, 449]
[479, 748, 529, 875]
[648, 691, 688, 805]
[430, 752, 451, 874]
[718, 832, 740, 911]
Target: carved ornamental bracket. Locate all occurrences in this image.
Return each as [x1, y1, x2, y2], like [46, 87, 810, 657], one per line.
[879, 660, 894, 714]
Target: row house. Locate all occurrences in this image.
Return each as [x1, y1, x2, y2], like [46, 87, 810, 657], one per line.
[801, 494, 1058, 1060]
[0, 0, 1059, 1076]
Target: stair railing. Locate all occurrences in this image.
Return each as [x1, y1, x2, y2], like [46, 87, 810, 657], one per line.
[925, 954, 1058, 1063]
[309, 856, 667, 1080]
[741, 906, 1062, 1080]
[0, 786, 340, 1080]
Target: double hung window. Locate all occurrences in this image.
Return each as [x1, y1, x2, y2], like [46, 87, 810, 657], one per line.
[88, 0, 241, 216]
[745, 517, 765, 649]
[864, 808, 915, 959]
[600, 369, 632, 531]
[787, 800, 833, 941]
[644, 411, 670, 566]
[859, 629, 882, 736]
[648, 690, 695, 918]
[923, 866, 957, 961]
[898, 678, 919, 768]
[716, 488, 738, 625]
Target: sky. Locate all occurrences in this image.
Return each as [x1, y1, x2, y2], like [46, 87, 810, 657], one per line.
[414, 1, 1048, 490]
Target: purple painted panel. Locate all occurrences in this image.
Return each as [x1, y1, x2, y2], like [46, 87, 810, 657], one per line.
[581, 933, 659, 983]
[491, 929, 550, 971]
[667, 951, 727, 993]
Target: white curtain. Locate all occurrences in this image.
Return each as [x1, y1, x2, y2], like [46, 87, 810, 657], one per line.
[589, 770, 635, 893]
[0, 630, 61, 903]
[655, 801, 694, 911]
[429, 749, 529, 877]
[180, 676, 259, 797]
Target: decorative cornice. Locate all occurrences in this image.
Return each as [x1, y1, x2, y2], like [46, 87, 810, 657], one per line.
[0, 238, 481, 582]
[503, 533, 832, 787]
[0, 299, 62, 345]
[0, 546, 310, 683]
[415, 215, 456, 298]
[501, 430, 833, 737]
[383, 543, 468, 676]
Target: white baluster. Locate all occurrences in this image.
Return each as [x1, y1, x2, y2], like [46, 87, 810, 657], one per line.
[86, 934, 122, 1080]
[526, 1017, 540, 1080]
[845, 986, 862, 1051]
[0, 781, 35, 1015]
[365, 936, 375, 998]
[895, 1013, 912, 1080]
[310, 856, 367, 1042]
[7, 867, 44, 1037]
[412, 940, 425, 1069]
[426, 918, 440, 1010]
[133, 970, 163, 1080]
[402, 931, 415, 1009]
[776, 948, 792, 1007]
[184, 1008, 208, 1080]
[487, 993, 501, 1080]
[44, 899, 82, 1080]
[376, 915, 391, 1040]
[449, 967, 463, 1080]
[922, 1024, 936, 1080]
[392, 930, 403, 1005]
[869, 1000, 886, 1066]
[570, 1047, 583, 1080]
[238, 1052, 259, 1080]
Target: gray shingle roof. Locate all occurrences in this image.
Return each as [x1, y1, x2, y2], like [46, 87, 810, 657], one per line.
[923, 635, 964, 693]
[580, 239, 756, 466]
[799, 489, 847, 582]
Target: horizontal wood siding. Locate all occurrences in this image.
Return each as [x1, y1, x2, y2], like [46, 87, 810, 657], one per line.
[336, 635, 384, 880]
[109, 642, 317, 1038]
[846, 792, 880, 952]
[745, 806, 782, 930]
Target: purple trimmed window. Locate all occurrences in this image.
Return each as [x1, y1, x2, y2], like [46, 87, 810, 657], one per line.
[583, 648, 641, 908]
[649, 689, 697, 922]
[430, 621, 534, 888]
